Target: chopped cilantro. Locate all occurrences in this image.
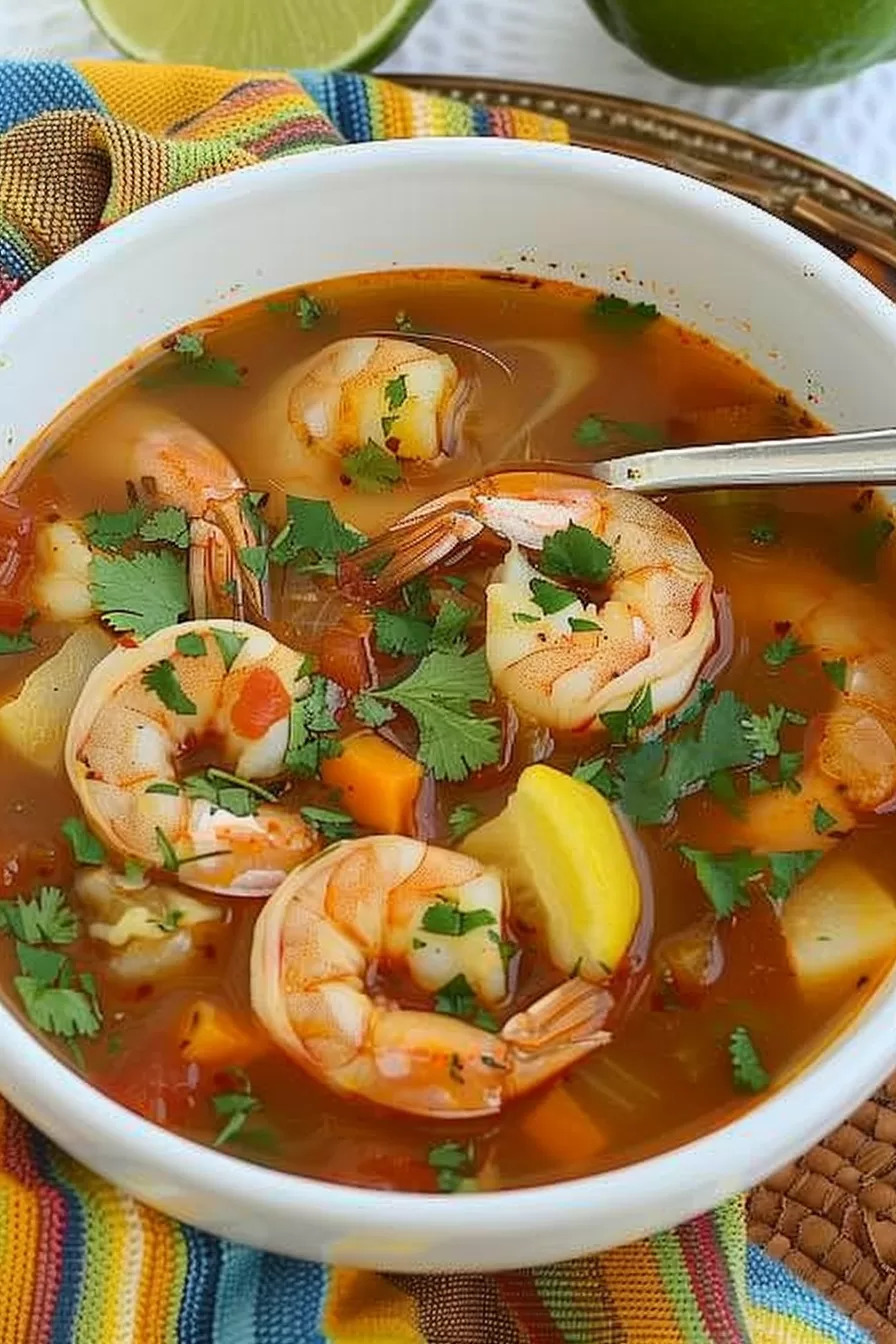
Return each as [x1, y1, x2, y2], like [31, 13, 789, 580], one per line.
[212, 1070, 264, 1147]
[569, 618, 601, 633]
[154, 827, 229, 874]
[763, 630, 808, 668]
[140, 507, 190, 548]
[744, 705, 786, 758]
[374, 608, 433, 658]
[530, 577, 576, 615]
[541, 522, 613, 584]
[10, 930, 101, 1044]
[89, 550, 188, 639]
[572, 754, 618, 798]
[433, 973, 497, 1030]
[574, 414, 605, 447]
[142, 660, 197, 715]
[778, 750, 803, 793]
[822, 658, 847, 692]
[0, 886, 78, 945]
[212, 629, 247, 672]
[175, 632, 206, 657]
[589, 294, 659, 331]
[61, 817, 105, 866]
[729, 1026, 770, 1094]
[750, 522, 778, 546]
[512, 611, 539, 625]
[443, 575, 468, 593]
[269, 496, 366, 574]
[767, 849, 823, 902]
[448, 803, 481, 841]
[155, 909, 184, 934]
[427, 1140, 478, 1193]
[421, 900, 496, 937]
[179, 767, 278, 819]
[813, 804, 837, 834]
[679, 847, 765, 918]
[384, 375, 408, 411]
[297, 292, 324, 329]
[353, 693, 395, 728]
[430, 599, 474, 653]
[600, 684, 653, 745]
[487, 927, 519, 969]
[364, 649, 500, 782]
[285, 675, 342, 778]
[239, 545, 270, 581]
[0, 621, 36, 656]
[83, 506, 145, 551]
[142, 331, 244, 388]
[343, 441, 402, 493]
[666, 680, 715, 730]
[299, 806, 356, 841]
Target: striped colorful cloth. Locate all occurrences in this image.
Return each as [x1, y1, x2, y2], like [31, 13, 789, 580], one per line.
[0, 60, 871, 1344]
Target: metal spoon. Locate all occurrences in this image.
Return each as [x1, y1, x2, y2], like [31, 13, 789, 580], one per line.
[591, 426, 896, 493]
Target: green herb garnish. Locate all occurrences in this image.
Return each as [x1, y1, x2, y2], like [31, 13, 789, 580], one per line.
[763, 630, 809, 668]
[822, 658, 847, 692]
[529, 577, 576, 615]
[729, 1026, 770, 1094]
[61, 817, 105, 866]
[212, 1069, 264, 1147]
[299, 806, 356, 841]
[343, 441, 402, 493]
[589, 294, 659, 331]
[268, 497, 366, 575]
[89, 550, 188, 639]
[421, 900, 496, 938]
[427, 1140, 478, 1193]
[541, 522, 613, 584]
[448, 804, 481, 841]
[600, 685, 653, 745]
[142, 660, 197, 715]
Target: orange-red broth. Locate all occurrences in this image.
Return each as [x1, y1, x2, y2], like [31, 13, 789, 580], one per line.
[0, 269, 891, 1194]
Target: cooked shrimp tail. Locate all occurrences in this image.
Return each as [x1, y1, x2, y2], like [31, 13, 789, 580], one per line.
[340, 495, 483, 599]
[500, 977, 612, 1100]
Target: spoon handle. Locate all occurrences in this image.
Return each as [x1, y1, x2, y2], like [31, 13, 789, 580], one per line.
[596, 426, 896, 493]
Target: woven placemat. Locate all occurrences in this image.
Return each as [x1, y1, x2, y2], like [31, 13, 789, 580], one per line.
[399, 74, 896, 1338]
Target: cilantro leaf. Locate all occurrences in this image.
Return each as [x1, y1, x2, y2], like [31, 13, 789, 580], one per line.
[431, 599, 473, 653]
[433, 973, 497, 1030]
[763, 630, 808, 668]
[0, 622, 37, 656]
[212, 629, 246, 672]
[813, 804, 837, 834]
[541, 522, 613, 584]
[299, 806, 356, 841]
[614, 740, 672, 823]
[750, 522, 778, 546]
[448, 803, 481, 841]
[239, 545, 269, 581]
[385, 375, 408, 411]
[744, 705, 786, 758]
[822, 658, 847, 692]
[729, 1026, 770, 1094]
[143, 331, 244, 388]
[767, 849, 823, 902]
[601, 685, 653, 745]
[343, 441, 402, 493]
[139, 507, 190, 548]
[15, 976, 101, 1039]
[530, 577, 576, 614]
[295, 292, 324, 329]
[61, 817, 105, 866]
[569, 618, 601, 633]
[83, 506, 145, 551]
[269, 497, 366, 574]
[375, 609, 433, 658]
[176, 633, 206, 658]
[666, 680, 715, 730]
[679, 847, 764, 918]
[589, 294, 659, 331]
[421, 901, 496, 937]
[212, 1072, 264, 1147]
[368, 649, 499, 783]
[573, 754, 620, 800]
[428, 1140, 478, 1193]
[574, 414, 606, 447]
[0, 886, 79, 945]
[89, 550, 188, 639]
[142, 660, 197, 715]
[354, 693, 395, 728]
[285, 675, 341, 778]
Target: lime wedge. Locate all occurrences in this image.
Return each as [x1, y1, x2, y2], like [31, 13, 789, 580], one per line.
[83, 0, 432, 70]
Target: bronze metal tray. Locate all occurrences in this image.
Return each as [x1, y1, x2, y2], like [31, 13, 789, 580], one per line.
[397, 72, 896, 1339]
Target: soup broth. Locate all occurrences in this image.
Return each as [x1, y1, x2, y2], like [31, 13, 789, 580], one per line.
[1, 269, 894, 1194]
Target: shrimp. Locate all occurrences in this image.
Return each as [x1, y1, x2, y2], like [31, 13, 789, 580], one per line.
[65, 619, 319, 897]
[345, 469, 715, 733]
[251, 836, 611, 1119]
[36, 403, 266, 622]
[722, 560, 896, 852]
[278, 337, 467, 466]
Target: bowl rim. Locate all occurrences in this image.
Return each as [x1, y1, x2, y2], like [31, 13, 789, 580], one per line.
[2, 135, 896, 1249]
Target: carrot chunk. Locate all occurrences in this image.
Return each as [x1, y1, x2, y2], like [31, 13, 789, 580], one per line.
[321, 731, 423, 834]
[520, 1083, 608, 1166]
[178, 999, 270, 1068]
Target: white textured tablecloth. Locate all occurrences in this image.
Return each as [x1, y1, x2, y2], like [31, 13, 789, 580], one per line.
[3, 0, 896, 198]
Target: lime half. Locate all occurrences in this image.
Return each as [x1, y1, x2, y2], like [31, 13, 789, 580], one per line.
[83, 0, 432, 71]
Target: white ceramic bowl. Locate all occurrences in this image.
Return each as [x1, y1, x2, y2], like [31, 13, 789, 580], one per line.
[2, 139, 896, 1273]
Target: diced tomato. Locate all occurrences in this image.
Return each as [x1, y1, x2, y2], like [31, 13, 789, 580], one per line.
[230, 666, 291, 740]
[0, 497, 35, 600]
[319, 617, 373, 694]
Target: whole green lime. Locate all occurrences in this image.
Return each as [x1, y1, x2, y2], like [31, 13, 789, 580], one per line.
[586, 0, 896, 88]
